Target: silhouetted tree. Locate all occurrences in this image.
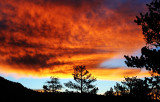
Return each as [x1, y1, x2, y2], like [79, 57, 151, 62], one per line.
[124, 0, 160, 74]
[43, 76, 62, 93]
[114, 83, 128, 96]
[104, 77, 156, 99]
[122, 77, 151, 98]
[64, 65, 98, 94]
[123, 0, 160, 100]
[147, 76, 160, 100]
[104, 87, 114, 96]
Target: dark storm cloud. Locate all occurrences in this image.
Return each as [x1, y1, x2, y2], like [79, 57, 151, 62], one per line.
[6, 53, 68, 68]
[8, 37, 44, 48]
[0, 20, 8, 30]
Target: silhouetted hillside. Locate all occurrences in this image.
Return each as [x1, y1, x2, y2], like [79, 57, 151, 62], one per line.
[0, 76, 35, 95]
[0, 76, 157, 102]
[0, 76, 37, 102]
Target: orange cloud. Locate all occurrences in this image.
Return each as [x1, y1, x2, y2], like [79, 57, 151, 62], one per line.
[0, 0, 150, 80]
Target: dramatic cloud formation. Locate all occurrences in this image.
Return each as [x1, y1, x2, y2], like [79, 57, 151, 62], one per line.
[0, 0, 152, 80]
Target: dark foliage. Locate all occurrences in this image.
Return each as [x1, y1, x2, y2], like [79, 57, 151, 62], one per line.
[125, 0, 160, 74]
[125, 46, 160, 74]
[43, 76, 62, 93]
[134, 0, 160, 45]
[124, 1, 160, 100]
[64, 65, 98, 94]
[114, 82, 128, 96]
[104, 87, 114, 96]
[121, 77, 151, 98]
[104, 76, 160, 101]
[147, 76, 160, 100]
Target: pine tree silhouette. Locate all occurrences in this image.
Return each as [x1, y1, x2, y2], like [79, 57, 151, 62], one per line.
[124, 0, 160, 74]
[43, 76, 62, 93]
[64, 65, 98, 94]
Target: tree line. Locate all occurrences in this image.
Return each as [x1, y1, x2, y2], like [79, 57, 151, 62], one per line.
[43, 65, 98, 94]
[104, 76, 160, 101]
[42, 65, 160, 100]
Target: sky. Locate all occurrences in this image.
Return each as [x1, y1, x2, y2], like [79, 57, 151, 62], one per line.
[0, 0, 153, 94]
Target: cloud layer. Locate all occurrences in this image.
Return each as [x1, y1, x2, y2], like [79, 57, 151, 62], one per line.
[0, 0, 151, 80]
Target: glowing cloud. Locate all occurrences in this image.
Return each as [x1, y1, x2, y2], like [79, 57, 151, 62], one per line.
[0, 0, 151, 80]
